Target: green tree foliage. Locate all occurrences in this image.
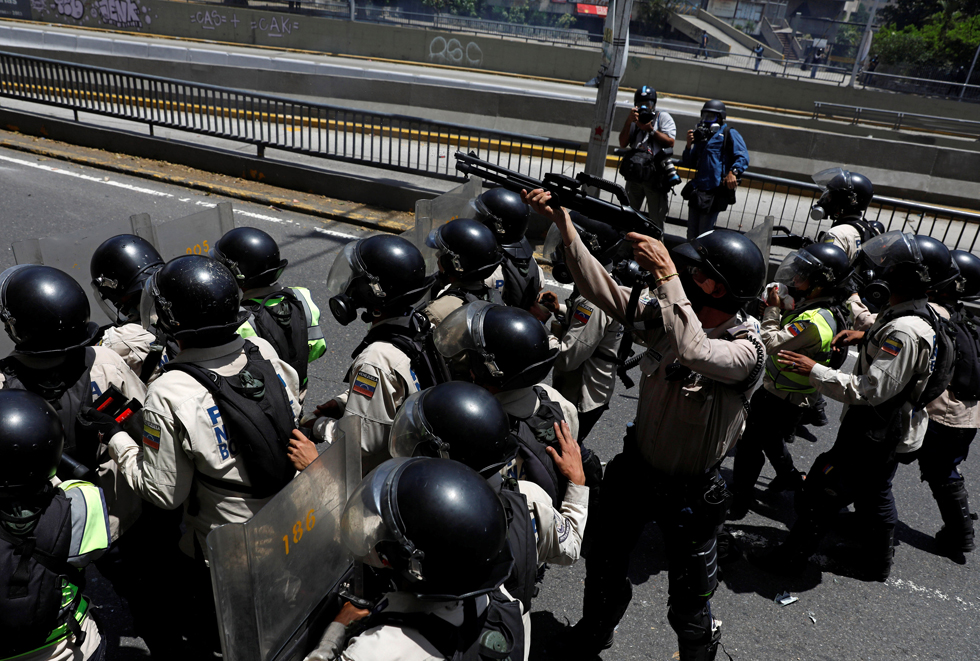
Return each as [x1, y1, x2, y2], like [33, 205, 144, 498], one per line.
[874, 11, 980, 70]
[633, 0, 677, 36]
[880, 0, 980, 30]
[421, 0, 481, 17]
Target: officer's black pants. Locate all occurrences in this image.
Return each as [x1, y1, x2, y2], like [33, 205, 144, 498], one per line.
[732, 388, 804, 496]
[917, 421, 977, 487]
[577, 404, 609, 444]
[582, 442, 721, 653]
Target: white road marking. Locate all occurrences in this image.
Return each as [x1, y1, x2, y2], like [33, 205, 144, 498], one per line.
[313, 226, 361, 240]
[0, 154, 172, 197]
[543, 277, 573, 291]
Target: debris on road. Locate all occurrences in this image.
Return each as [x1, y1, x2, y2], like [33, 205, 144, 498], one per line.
[774, 592, 799, 606]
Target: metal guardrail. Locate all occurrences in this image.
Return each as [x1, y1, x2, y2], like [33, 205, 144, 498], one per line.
[812, 102, 980, 140]
[0, 50, 580, 183]
[860, 70, 980, 103]
[1, 50, 978, 252]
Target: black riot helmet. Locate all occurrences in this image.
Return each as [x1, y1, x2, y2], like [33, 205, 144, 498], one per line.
[341, 457, 513, 600]
[634, 86, 657, 108]
[672, 230, 766, 314]
[941, 250, 980, 301]
[471, 188, 531, 247]
[90, 234, 165, 326]
[810, 168, 875, 221]
[139, 255, 247, 346]
[868, 220, 886, 236]
[544, 211, 622, 284]
[0, 265, 100, 354]
[915, 235, 959, 292]
[0, 390, 65, 496]
[774, 242, 853, 303]
[212, 227, 288, 291]
[425, 218, 503, 282]
[325, 235, 431, 326]
[389, 382, 517, 478]
[434, 301, 558, 391]
[700, 99, 727, 122]
[856, 232, 951, 304]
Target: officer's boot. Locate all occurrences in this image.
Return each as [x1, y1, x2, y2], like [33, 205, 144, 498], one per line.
[932, 480, 977, 554]
[857, 526, 895, 582]
[749, 515, 824, 576]
[668, 604, 722, 661]
[729, 442, 766, 520]
[801, 394, 829, 427]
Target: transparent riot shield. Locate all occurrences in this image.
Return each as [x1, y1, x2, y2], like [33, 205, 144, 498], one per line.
[3, 204, 235, 357]
[207, 430, 361, 661]
[407, 177, 483, 274]
[745, 215, 775, 265]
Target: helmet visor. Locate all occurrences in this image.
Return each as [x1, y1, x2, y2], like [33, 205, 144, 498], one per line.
[774, 251, 821, 289]
[542, 225, 564, 265]
[860, 231, 922, 271]
[139, 269, 162, 333]
[340, 457, 414, 566]
[325, 242, 360, 299]
[389, 390, 448, 460]
[812, 167, 849, 191]
[433, 300, 495, 359]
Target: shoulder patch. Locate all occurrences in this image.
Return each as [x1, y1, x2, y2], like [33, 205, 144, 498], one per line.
[573, 303, 594, 325]
[142, 418, 161, 450]
[787, 321, 809, 336]
[880, 335, 904, 357]
[352, 371, 379, 398]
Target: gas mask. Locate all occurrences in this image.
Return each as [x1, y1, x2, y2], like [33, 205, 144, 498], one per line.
[325, 242, 387, 326]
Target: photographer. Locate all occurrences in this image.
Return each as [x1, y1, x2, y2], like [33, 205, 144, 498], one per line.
[618, 86, 677, 232]
[680, 100, 749, 240]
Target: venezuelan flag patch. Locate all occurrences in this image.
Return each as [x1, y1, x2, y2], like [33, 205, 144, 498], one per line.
[881, 336, 904, 357]
[573, 304, 594, 325]
[142, 421, 161, 450]
[352, 371, 378, 398]
[787, 321, 807, 336]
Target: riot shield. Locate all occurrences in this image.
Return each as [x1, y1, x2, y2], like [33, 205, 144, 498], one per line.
[207, 430, 361, 661]
[408, 177, 483, 274]
[745, 215, 775, 265]
[3, 204, 235, 356]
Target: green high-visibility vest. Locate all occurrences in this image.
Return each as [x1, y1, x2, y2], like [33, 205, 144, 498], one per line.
[764, 307, 837, 394]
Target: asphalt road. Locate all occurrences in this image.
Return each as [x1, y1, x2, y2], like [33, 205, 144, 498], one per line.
[1, 146, 977, 661]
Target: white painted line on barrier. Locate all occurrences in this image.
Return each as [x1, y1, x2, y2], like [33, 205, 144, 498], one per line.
[0, 154, 172, 197]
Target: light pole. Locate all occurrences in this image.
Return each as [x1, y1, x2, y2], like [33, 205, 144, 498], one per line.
[848, 0, 878, 88]
[960, 41, 980, 100]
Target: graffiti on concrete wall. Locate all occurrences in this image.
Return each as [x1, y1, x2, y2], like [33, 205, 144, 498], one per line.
[188, 9, 298, 38]
[32, 0, 154, 28]
[428, 36, 483, 68]
[250, 15, 299, 37]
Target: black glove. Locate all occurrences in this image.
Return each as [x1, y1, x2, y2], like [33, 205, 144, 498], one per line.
[77, 407, 125, 446]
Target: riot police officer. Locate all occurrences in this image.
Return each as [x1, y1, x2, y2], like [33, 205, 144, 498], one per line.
[419, 217, 503, 327]
[304, 458, 524, 661]
[91, 234, 170, 384]
[542, 211, 626, 441]
[305, 235, 440, 475]
[812, 168, 881, 263]
[764, 232, 952, 580]
[471, 188, 547, 312]
[0, 264, 146, 539]
[729, 242, 852, 519]
[433, 301, 584, 508]
[526, 187, 767, 660]
[920, 249, 980, 557]
[213, 226, 325, 399]
[0, 390, 110, 661]
[388, 381, 588, 621]
[103, 255, 302, 654]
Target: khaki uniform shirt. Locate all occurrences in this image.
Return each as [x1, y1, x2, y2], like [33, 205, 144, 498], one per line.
[565, 236, 764, 476]
[107, 336, 302, 559]
[312, 318, 423, 475]
[419, 281, 492, 328]
[100, 322, 167, 384]
[759, 297, 836, 407]
[926, 302, 980, 428]
[518, 480, 589, 567]
[823, 223, 863, 263]
[809, 298, 935, 453]
[552, 294, 624, 413]
[847, 292, 876, 332]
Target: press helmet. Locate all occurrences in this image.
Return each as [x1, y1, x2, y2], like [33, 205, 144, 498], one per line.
[634, 86, 657, 108]
[90, 234, 164, 326]
[0, 265, 100, 354]
[212, 227, 288, 291]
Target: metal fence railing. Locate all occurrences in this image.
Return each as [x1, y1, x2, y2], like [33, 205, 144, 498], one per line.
[0, 50, 581, 183]
[812, 102, 980, 140]
[2, 50, 979, 251]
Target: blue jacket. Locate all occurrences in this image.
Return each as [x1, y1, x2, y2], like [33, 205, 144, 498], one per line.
[681, 124, 750, 191]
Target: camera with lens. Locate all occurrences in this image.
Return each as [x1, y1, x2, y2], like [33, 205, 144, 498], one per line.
[637, 105, 656, 125]
[693, 123, 715, 143]
[655, 149, 682, 190]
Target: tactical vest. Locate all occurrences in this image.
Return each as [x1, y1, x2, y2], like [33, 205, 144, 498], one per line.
[764, 306, 838, 395]
[0, 348, 97, 470]
[499, 484, 537, 615]
[838, 218, 879, 244]
[499, 253, 541, 311]
[441, 284, 504, 307]
[243, 288, 311, 387]
[369, 589, 525, 661]
[163, 341, 297, 498]
[0, 486, 87, 657]
[509, 386, 568, 509]
[351, 312, 449, 391]
[939, 303, 980, 402]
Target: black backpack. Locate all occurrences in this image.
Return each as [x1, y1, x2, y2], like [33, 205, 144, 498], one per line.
[942, 304, 980, 401]
[877, 307, 956, 408]
[499, 484, 537, 615]
[245, 289, 310, 387]
[0, 487, 85, 657]
[164, 341, 297, 498]
[509, 387, 568, 509]
[351, 312, 450, 390]
[618, 142, 658, 184]
[499, 253, 542, 311]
